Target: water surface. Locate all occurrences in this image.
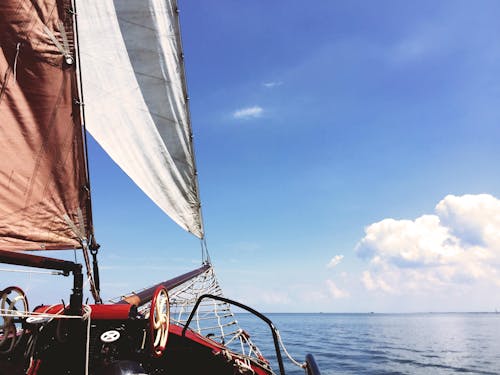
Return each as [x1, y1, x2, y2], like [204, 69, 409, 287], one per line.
[235, 313, 500, 374]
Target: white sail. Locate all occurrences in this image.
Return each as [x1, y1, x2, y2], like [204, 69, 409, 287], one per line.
[77, 0, 204, 238]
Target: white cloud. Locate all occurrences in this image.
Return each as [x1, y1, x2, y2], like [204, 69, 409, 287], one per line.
[361, 271, 394, 293]
[262, 81, 283, 88]
[327, 255, 344, 268]
[356, 194, 500, 294]
[326, 279, 349, 298]
[233, 106, 263, 119]
[436, 194, 500, 248]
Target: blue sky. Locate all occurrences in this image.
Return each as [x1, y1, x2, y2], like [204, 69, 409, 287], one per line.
[8, 1, 500, 312]
[172, 0, 499, 312]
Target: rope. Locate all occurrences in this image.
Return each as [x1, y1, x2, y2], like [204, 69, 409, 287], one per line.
[166, 266, 268, 365]
[0, 268, 64, 275]
[83, 305, 92, 375]
[1, 305, 93, 375]
[0, 308, 83, 321]
[200, 238, 211, 264]
[42, 24, 73, 64]
[81, 246, 101, 303]
[276, 329, 306, 370]
[109, 265, 269, 368]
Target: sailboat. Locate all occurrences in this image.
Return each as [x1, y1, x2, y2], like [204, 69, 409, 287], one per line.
[0, 0, 322, 374]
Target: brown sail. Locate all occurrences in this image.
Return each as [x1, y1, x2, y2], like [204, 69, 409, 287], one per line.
[0, 0, 91, 251]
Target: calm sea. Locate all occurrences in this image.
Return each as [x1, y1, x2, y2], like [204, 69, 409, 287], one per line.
[235, 313, 500, 375]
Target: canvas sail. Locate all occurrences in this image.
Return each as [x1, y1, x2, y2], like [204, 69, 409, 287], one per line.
[77, 0, 204, 238]
[0, 0, 92, 251]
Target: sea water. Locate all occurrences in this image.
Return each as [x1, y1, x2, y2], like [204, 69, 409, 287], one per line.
[235, 313, 500, 375]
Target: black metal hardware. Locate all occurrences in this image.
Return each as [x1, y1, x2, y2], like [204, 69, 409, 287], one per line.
[305, 353, 321, 375]
[182, 294, 286, 375]
[0, 250, 83, 315]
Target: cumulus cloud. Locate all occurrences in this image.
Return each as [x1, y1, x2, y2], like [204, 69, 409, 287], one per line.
[436, 194, 500, 248]
[356, 194, 500, 294]
[327, 255, 344, 268]
[232, 106, 263, 119]
[326, 280, 349, 298]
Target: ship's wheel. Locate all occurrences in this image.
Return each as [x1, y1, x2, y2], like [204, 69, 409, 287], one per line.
[0, 286, 28, 353]
[150, 286, 170, 357]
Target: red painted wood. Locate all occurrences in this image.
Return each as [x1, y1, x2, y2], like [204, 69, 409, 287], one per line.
[33, 304, 132, 320]
[169, 324, 272, 375]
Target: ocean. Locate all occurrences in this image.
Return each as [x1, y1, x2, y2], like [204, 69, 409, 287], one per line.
[235, 313, 500, 375]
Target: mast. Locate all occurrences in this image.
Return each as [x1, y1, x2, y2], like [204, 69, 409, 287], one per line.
[72, 0, 98, 249]
[71, 0, 102, 300]
[174, 2, 206, 240]
[173, 3, 211, 263]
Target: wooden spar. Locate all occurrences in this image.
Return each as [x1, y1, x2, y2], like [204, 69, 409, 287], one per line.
[117, 263, 211, 306]
[0, 249, 81, 275]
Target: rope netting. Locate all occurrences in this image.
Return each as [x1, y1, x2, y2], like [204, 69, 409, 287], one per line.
[117, 265, 268, 365]
[170, 267, 265, 359]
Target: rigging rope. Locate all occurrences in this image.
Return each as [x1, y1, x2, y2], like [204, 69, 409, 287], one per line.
[115, 265, 268, 368]
[109, 265, 304, 372]
[0, 268, 64, 275]
[200, 238, 211, 264]
[81, 245, 102, 303]
[275, 329, 306, 370]
[1, 305, 93, 375]
[166, 267, 267, 365]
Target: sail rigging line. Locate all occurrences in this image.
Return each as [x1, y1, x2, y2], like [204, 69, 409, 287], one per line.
[71, 0, 102, 302]
[275, 329, 306, 370]
[0, 306, 87, 321]
[83, 304, 92, 375]
[72, 0, 97, 246]
[81, 243, 101, 303]
[174, 1, 205, 239]
[201, 238, 211, 264]
[2, 304, 94, 375]
[42, 23, 73, 65]
[0, 268, 64, 276]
